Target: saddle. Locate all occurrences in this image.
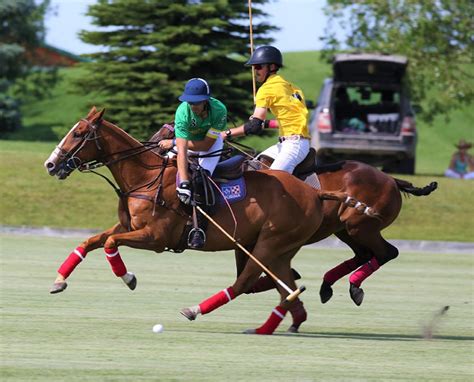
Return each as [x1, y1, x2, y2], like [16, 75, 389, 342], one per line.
[256, 148, 317, 180]
[213, 154, 246, 180]
[293, 148, 317, 180]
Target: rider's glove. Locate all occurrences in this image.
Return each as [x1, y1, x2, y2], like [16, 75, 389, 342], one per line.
[177, 181, 192, 205]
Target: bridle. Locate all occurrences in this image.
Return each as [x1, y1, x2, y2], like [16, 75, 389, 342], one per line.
[54, 118, 103, 173]
[62, 118, 167, 173]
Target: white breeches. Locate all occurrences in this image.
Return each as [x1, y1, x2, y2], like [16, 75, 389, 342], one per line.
[258, 138, 310, 174]
[444, 168, 474, 179]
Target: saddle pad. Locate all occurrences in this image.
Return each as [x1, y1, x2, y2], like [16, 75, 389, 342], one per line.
[216, 177, 246, 205]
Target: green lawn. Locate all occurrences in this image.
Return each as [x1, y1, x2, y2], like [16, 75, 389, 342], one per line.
[1, 235, 472, 381]
[1, 51, 473, 241]
[1, 140, 473, 241]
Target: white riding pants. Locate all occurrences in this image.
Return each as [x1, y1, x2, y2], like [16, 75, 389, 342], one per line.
[444, 168, 474, 179]
[258, 137, 310, 174]
[170, 136, 224, 175]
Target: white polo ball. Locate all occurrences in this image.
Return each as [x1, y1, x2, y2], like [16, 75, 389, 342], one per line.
[152, 324, 164, 333]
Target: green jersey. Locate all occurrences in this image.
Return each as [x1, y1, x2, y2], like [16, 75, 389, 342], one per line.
[174, 97, 227, 141]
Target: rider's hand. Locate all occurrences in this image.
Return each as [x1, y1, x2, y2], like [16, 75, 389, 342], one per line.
[176, 181, 192, 205]
[220, 129, 232, 141]
[158, 139, 175, 150]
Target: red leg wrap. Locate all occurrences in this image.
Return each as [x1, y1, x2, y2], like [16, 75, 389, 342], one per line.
[58, 247, 86, 279]
[105, 247, 127, 277]
[255, 306, 288, 335]
[324, 258, 358, 284]
[349, 257, 380, 287]
[199, 287, 235, 315]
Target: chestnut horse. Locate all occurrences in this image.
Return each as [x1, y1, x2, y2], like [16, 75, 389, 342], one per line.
[44, 107, 378, 335]
[151, 122, 438, 332]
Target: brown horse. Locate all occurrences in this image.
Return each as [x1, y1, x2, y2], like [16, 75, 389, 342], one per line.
[44, 107, 378, 335]
[151, 122, 438, 332]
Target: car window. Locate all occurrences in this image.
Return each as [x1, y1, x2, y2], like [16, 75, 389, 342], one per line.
[344, 86, 400, 106]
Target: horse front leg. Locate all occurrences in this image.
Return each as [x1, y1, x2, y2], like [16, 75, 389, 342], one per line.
[99, 226, 164, 290]
[180, 252, 264, 322]
[50, 223, 127, 294]
[182, 246, 301, 335]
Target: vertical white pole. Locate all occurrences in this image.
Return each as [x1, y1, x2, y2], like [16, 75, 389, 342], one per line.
[248, 0, 256, 104]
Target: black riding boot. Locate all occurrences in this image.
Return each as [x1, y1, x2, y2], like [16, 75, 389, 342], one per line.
[188, 168, 214, 249]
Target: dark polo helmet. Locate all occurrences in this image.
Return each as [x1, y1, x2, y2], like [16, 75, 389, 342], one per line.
[245, 45, 283, 67]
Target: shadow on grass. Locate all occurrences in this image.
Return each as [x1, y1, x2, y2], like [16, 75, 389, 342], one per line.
[172, 328, 473, 342]
[275, 331, 474, 342]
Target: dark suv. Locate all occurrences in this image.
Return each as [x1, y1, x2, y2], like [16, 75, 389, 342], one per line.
[309, 53, 417, 174]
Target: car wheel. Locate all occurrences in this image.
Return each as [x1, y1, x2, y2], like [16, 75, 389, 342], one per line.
[382, 157, 415, 175]
[397, 157, 415, 175]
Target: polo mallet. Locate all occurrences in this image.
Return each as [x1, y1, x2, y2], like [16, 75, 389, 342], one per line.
[196, 206, 305, 303]
[248, 0, 256, 103]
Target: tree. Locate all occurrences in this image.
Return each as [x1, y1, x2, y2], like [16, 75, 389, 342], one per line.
[0, 0, 54, 134]
[78, 0, 277, 139]
[321, 0, 474, 123]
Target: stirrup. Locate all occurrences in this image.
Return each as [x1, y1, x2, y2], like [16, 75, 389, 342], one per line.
[188, 228, 206, 248]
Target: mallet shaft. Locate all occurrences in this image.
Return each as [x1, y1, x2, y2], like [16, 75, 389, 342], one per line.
[196, 206, 301, 296]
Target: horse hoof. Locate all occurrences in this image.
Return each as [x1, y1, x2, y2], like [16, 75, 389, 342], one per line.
[243, 328, 257, 334]
[291, 268, 302, 281]
[319, 281, 333, 303]
[287, 325, 299, 333]
[350, 283, 364, 306]
[126, 274, 137, 290]
[50, 281, 67, 294]
[180, 306, 200, 321]
[288, 300, 307, 332]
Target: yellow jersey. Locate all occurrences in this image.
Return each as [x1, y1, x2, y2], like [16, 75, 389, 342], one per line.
[255, 74, 309, 138]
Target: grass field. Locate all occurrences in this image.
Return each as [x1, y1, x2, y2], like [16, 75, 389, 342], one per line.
[1, 234, 472, 381]
[1, 140, 473, 241]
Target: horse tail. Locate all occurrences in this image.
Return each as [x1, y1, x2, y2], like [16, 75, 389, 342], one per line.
[318, 191, 382, 220]
[394, 178, 438, 197]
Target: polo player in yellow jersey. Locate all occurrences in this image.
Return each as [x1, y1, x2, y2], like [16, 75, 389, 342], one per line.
[221, 45, 310, 173]
[221, 45, 310, 332]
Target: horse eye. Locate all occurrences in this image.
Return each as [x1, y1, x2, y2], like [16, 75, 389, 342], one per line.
[73, 131, 81, 138]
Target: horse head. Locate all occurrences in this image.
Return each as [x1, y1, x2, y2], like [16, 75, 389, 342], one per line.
[44, 107, 105, 179]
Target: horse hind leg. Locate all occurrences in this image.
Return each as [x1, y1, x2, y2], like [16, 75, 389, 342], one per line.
[347, 234, 399, 306]
[245, 253, 301, 335]
[319, 230, 368, 303]
[234, 248, 307, 332]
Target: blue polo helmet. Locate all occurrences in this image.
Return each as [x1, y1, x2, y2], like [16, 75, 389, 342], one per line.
[179, 78, 211, 103]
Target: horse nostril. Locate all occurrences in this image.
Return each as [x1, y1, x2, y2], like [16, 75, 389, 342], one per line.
[46, 162, 55, 169]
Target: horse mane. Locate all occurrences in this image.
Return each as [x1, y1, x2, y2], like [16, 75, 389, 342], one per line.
[101, 119, 144, 147]
[101, 118, 173, 161]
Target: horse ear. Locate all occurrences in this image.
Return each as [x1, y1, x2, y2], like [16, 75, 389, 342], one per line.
[91, 108, 106, 124]
[87, 106, 98, 118]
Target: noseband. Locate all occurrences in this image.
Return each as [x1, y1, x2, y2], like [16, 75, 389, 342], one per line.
[54, 118, 102, 172]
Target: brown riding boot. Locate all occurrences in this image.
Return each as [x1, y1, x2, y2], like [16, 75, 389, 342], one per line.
[287, 298, 307, 333]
